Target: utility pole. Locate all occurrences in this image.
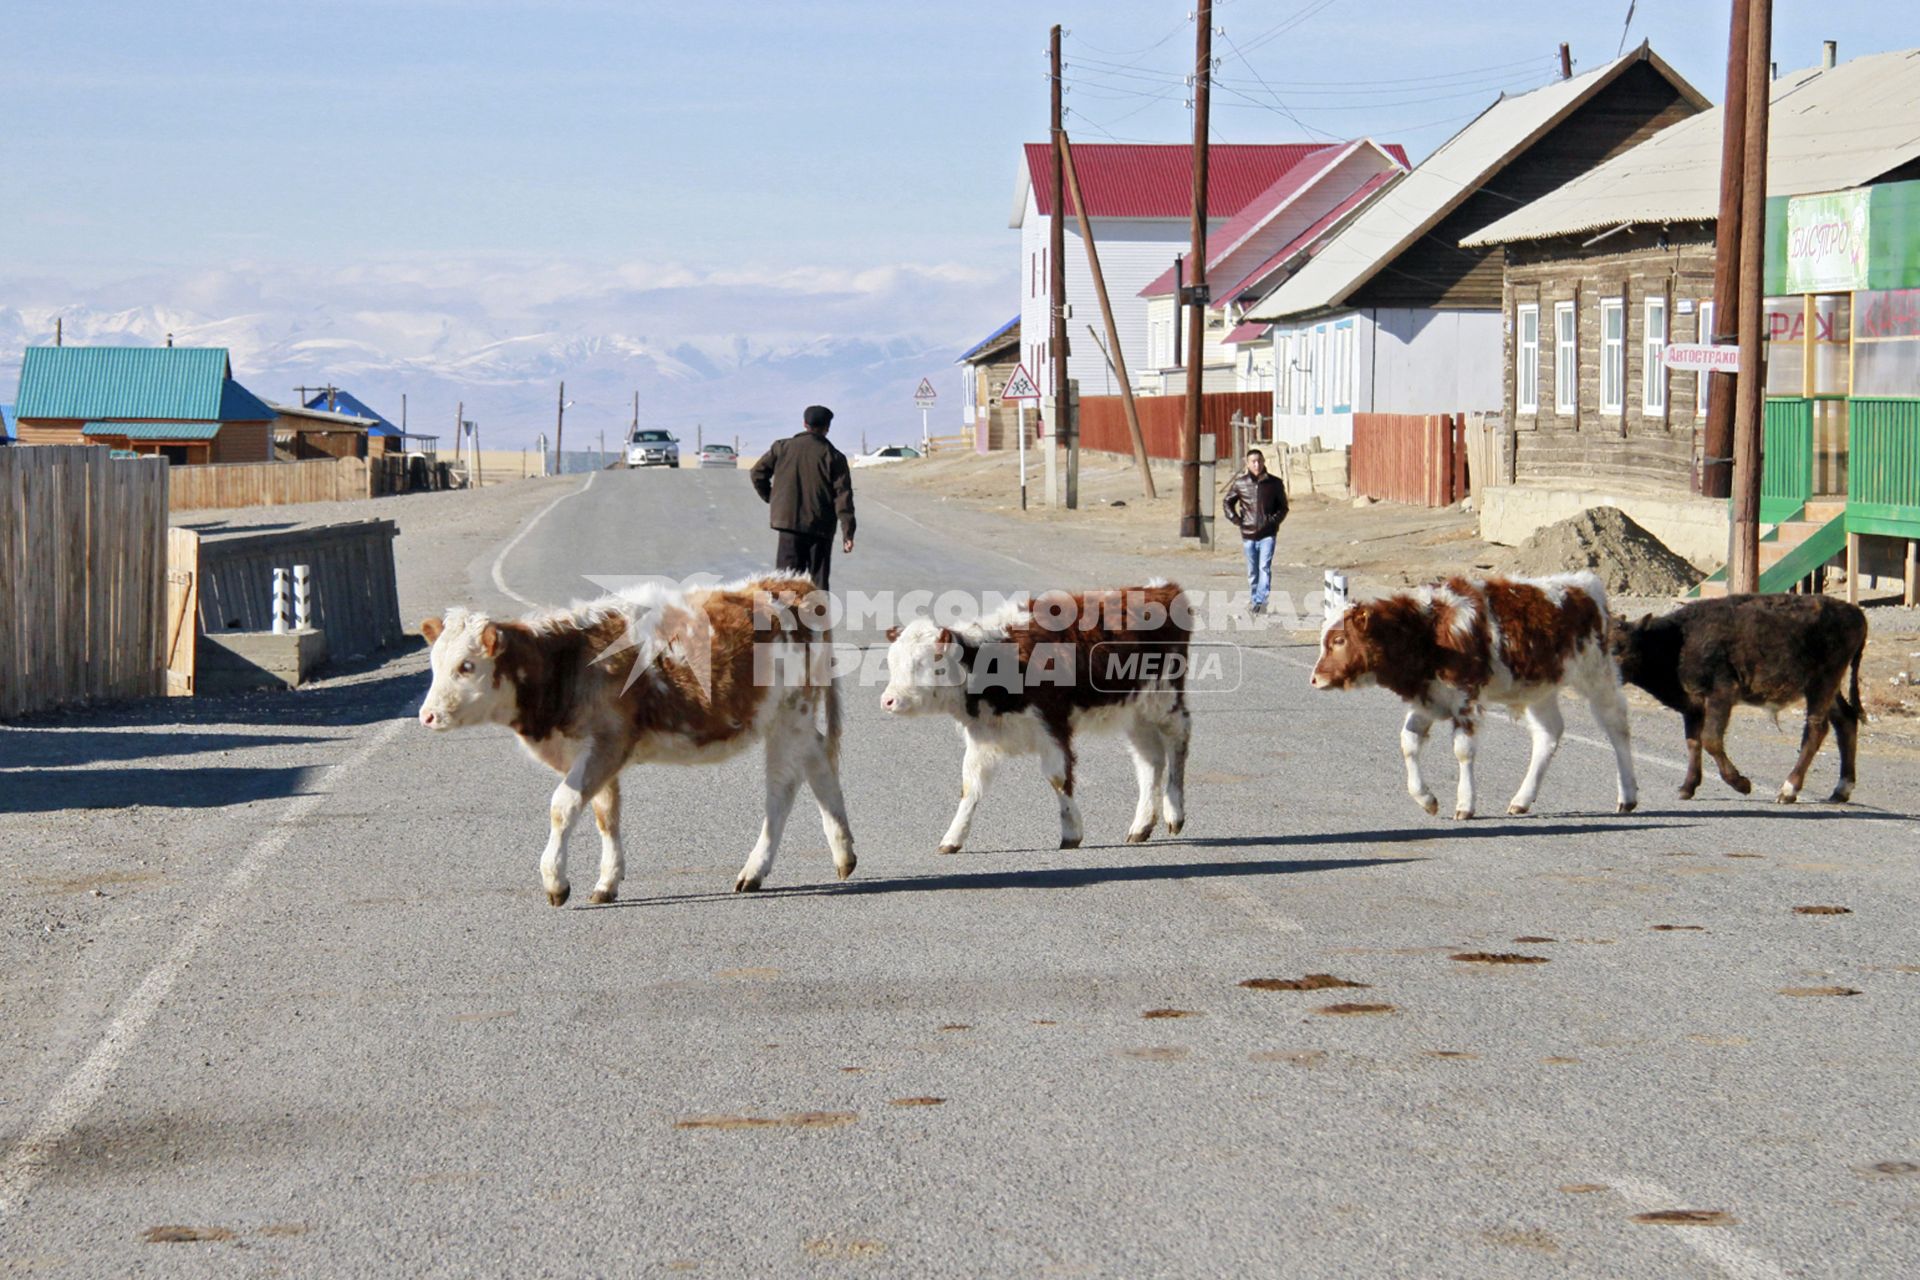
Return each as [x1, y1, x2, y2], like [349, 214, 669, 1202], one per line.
[554, 380, 566, 476]
[454, 400, 464, 465]
[1059, 129, 1155, 499]
[632, 391, 639, 434]
[1702, 0, 1751, 501]
[1180, 0, 1213, 539]
[54, 317, 62, 346]
[1049, 23, 1075, 509]
[1728, 0, 1772, 594]
[1558, 43, 1573, 79]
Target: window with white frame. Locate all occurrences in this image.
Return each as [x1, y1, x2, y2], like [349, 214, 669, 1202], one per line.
[1333, 320, 1354, 412]
[1554, 301, 1577, 414]
[1696, 301, 1715, 417]
[1643, 296, 1668, 414]
[1600, 298, 1625, 415]
[1516, 304, 1540, 414]
[1313, 325, 1328, 414]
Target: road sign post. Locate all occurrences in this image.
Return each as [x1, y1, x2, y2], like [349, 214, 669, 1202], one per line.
[914, 377, 938, 452]
[999, 363, 1042, 511]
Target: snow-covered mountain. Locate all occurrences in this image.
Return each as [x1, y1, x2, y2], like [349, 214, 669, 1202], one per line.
[0, 259, 1008, 451]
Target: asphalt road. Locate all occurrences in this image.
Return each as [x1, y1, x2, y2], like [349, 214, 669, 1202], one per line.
[4, 465, 1920, 1278]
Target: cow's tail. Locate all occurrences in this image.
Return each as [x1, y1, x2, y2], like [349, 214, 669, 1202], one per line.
[1847, 628, 1867, 721]
[823, 631, 844, 768]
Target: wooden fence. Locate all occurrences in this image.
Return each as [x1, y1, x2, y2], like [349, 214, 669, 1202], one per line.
[1078, 392, 1273, 461]
[169, 455, 370, 511]
[1350, 413, 1469, 507]
[0, 446, 170, 718]
[195, 520, 404, 660]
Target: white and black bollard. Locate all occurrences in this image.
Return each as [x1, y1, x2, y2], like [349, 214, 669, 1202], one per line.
[292, 564, 312, 631]
[271, 567, 291, 635]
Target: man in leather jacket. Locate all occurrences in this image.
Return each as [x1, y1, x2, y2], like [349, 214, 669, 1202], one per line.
[751, 405, 856, 590]
[1221, 448, 1287, 614]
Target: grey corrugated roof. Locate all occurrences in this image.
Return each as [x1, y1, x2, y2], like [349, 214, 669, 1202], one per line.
[1249, 46, 1706, 322]
[1467, 47, 1920, 246]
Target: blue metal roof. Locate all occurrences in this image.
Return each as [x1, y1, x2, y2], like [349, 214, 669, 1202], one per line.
[956, 316, 1019, 364]
[302, 388, 399, 437]
[0, 404, 15, 441]
[82, 420, 224, 440]
[16, 346, 275, 422]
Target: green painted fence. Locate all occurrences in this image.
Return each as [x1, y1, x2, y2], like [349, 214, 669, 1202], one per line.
[1760, 398, 1813, 524]
[1847, 398, 1920, 537]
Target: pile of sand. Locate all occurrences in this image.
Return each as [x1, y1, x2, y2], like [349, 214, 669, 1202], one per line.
[1500, 506, 1702, 598]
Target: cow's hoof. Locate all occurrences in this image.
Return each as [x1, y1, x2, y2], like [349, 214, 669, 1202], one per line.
[733, 875, 762, 893]
[835, 854, 857, 880]
[546, 885, 571, 907]
[1419, 795, 1440, 816]
[937, 843, 962, 855]
[1125, 827, 1153, 844]
[1729, 776, 1753, 796]
[1827, 787, 1854, 804]
[1059, 836, 1082, 850]
[1617, 799, 1638, 815]
[589, 886, 617, 905]
[1677, 785, 1698, 801]
[1775, 787, 1799, 805]
[1453, 808, 1473, 821]
[1507, 803, 1530, 817]
[1166, 820, 1184, 837]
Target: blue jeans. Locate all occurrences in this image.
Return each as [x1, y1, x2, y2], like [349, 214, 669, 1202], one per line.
[1243, 535, 1275, 607]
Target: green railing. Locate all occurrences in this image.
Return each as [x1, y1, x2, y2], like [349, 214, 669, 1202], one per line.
[1847, 398, 1920, 537]
[1760, 397, 1813, 524]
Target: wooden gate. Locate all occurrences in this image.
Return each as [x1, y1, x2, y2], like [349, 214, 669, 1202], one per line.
[165, 527, 200, 696]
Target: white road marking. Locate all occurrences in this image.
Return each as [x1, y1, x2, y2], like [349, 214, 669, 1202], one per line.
[0, 713, 411, 1225]
[1241, 643, 1689, 772]
[489, 472, 597, 607]
[1608, 1176, 1790, 1280]
[863, 496, 1045, 574]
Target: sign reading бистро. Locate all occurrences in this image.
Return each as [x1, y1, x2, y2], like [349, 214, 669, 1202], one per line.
[1785, 189, 1872, 293]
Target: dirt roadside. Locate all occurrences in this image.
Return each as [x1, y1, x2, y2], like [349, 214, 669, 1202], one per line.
[863, 448, 1920, 743]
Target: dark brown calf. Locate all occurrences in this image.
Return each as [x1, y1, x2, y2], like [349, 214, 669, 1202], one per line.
[1610, 594, 1867, 803]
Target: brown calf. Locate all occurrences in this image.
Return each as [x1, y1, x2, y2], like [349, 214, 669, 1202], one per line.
[418, 575, 853, 903]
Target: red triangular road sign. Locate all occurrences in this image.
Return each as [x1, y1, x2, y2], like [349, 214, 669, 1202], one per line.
[998, 363, 1042, 401]
[913, 377, 939, 401]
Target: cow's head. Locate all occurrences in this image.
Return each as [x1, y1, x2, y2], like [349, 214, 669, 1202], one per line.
[880, 619, 968, 715]
[418, 609, 517, 730]
[1311, 604, 1376, 690]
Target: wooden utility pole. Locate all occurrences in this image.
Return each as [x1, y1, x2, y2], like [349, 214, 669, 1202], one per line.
[1702, 0, 1751, 500]
[1728, 0, 1772, 593]
[1050, 24, 1076, 509]
[1558, 43, 1573, 79]
[1180, 0, 1213, 539]
[554, 380, 566, 475]
[1059, 129, 1155, 499]
[454, 400, 463, 464]
[632, 391, 639, 434]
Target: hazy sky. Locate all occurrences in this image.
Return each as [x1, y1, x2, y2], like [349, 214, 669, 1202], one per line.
[2, 0, 1895, 283]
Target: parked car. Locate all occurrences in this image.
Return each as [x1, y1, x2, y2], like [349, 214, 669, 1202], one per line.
[852, 444, 923, 467]
[697, 443, 738, 469]
[625, 429, 680, 468]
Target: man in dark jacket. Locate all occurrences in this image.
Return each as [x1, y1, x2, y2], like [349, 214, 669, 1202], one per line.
[1221, 448, 1288, 614]
[750, 404, 856, 589]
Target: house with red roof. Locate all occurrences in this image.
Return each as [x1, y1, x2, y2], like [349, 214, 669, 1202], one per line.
[1011, 141, 1406, 408]
[1132, 139, 1407, 396]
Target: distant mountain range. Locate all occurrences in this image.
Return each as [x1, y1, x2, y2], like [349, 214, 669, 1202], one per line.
[0, 260, 1007, 451]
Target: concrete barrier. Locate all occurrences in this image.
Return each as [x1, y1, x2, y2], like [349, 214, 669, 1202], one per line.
[1478, 485, 1730, 570]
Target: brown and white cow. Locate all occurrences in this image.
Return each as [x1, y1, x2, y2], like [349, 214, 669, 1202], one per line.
[417, 574, 853, 904]
[1610, 593, 1867, 804]
[1311, 571, 1637, 819]
[880, 581, 1193, 852]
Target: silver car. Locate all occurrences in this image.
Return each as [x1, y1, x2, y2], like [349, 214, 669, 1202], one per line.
[697, 443, 737, 469]
[625, 429, 680, 468]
